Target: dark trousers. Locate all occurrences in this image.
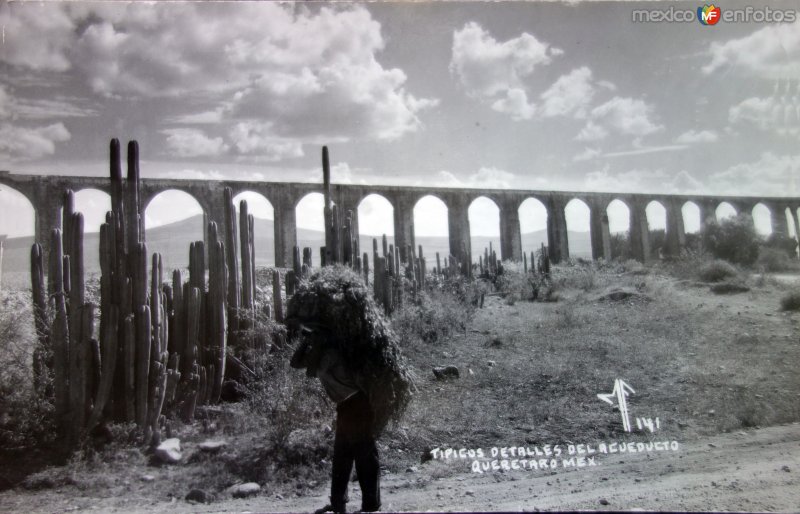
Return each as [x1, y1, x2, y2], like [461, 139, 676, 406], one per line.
[330, 391, 380, 512]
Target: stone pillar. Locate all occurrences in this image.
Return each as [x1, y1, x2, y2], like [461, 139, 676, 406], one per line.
[589, 201, 608, 261]
[32, 181, 64, 257]
[770, 204, 789, 238]
[499, 199, 522, 261]
[546, 196, 569, 263]
[202, 190, 226, 263]
[601, 213, 612, 260]
[731, 201, 753, 226]
[629, 200, 650, 263]
[446, 194, 471, 262]
[698, 199, 717, 232]
[273, 196, 297, 268]
[393, 194, 415, 262]
[664, 199, 686, 257]
[795, 206, 800, 240]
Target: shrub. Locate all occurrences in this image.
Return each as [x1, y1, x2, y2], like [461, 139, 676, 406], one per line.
[0, 292, 56, 450]
[702, 214, 760, 265]
[392, 284, 473, 345]
[610, 233, 632, 260]
[684, 232, 702, 253]
[495, 269, 539, 302]
[697, 260, 738, 283]
[757, 246, 800, 273]
[649, 229, 665, 257]
[764, 234, 798, 258]
[780, 291, 800, 311]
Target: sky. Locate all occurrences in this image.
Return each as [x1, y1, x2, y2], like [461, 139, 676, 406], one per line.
[1, 0, 799, 241]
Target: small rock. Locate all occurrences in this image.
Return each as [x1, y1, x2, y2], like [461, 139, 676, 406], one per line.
[230, 482, 261, 499]
[708, 410, 716, 416]
[489, 337, 503, 347]
[406, 466, 419, 473]
[782, 465, 791, 472]
[465, 490, 475, 496]
[185, 489, 211, 504]
[708, 443, 717, 448]
[140, 475, 155, 482]
[155, 438, 182, 464]
[433, 366, 460, 380]
[198, 440, 228, 453]
[487, 360, 496, 367]
[275, 494, 284, 500]
[599, 498, 609, 505]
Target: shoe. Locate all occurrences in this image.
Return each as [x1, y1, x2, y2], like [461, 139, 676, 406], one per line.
[314, 504, 333, 514]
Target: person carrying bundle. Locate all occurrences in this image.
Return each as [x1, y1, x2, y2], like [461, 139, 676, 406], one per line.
[287, 266, 413, 514]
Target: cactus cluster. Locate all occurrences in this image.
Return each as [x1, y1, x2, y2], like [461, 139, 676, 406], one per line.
[28, 139, 268, 447]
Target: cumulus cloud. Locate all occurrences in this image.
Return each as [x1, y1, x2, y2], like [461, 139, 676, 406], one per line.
[303, 161, 370, 186]
[539, 67, 594, 118]
[585, 97, 662, 138]
[491, 89, 537, 120]
[228, 122, 304, 161]
[436, 167, 517, 189]
[575, 120, 609, 141]
[1, 3, 436, 142]
[162, 128, 230, 158]
[709, 152, 800, 196]
[450, 22, 559, 99]
[0, 123, 71, 160]
[155, 169, 227, 181]
[675, 129, 719, 144]
[728, 88, 800, 136]
[583, 166, 704, 195]
[703, 20, 800, 77]
[0, 3, 75, 72]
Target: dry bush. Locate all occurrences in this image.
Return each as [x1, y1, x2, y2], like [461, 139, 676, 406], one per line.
[697, 259, 738, 283]
[0, 290, 56, 450]
[550, 262, 599, 292]
[494, 268, 539, 303]
[780, 291, 800, 311]
[392, 282, 474, 346]
[757, 247, 800, 273]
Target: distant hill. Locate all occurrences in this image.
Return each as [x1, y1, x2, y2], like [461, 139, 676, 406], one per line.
[1, 214, 592, 274]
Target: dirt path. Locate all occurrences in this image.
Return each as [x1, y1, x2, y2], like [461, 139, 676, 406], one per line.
[2, 423, 798, 512]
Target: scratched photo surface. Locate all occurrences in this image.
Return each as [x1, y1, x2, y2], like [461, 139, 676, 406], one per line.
[0, 0, 799, 512]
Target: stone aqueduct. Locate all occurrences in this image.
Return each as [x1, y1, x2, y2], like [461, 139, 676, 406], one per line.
[1, 170, 799, 268]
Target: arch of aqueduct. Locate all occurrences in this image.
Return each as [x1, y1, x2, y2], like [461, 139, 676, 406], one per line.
[2, 169, 799, 268]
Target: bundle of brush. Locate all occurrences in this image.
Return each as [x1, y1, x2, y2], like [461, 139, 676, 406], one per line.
[286, 265, 414, 435]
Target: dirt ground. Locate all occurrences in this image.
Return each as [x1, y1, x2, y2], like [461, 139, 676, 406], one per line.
[0, 423, 798, 512]
[1, 267, 799, 512]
